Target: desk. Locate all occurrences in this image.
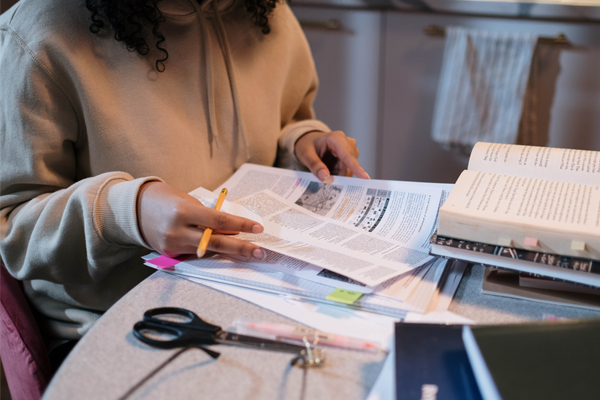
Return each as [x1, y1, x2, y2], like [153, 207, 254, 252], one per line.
[43, 265, 600, 400]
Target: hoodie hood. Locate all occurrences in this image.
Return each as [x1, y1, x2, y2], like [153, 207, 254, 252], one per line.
[199, 0, 237, 14]
[162, 0, 249, 163]
[161, 0, 237, 16]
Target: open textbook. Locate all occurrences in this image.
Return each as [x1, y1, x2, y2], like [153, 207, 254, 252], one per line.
[142, 164, 465, 316]
[185, 164, 452, 287]
[191, 187, 432, 287]
[438, 142, 600, 261]
[217, 164, 451, 245]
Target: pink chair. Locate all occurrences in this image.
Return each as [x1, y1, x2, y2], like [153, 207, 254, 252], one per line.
[0, 264, 52, 400]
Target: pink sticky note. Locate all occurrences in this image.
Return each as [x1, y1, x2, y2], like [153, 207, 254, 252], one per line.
[148, 255, 188, 269]
[524, 237, 539, 247]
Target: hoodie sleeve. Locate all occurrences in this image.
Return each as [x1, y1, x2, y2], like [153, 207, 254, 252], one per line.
[277, 116, 330, 171]
[0, 27, 161, 285]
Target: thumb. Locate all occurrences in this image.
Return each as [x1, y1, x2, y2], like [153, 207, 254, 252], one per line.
[296, 142, 332, 183]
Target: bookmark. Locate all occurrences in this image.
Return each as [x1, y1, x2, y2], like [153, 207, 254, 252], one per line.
[524, 237, 539, 247]
[571, 241, 586, 251]
[497, 238, 513, 247]
[148, 255, 188, 269]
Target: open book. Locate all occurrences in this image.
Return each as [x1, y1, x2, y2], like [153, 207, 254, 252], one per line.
[437, 142, 600, 261]
[142, 164, 464, 318]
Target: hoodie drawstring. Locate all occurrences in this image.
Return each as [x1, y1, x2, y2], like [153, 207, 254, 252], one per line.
[191, 0, 250, 164]
[212, 5, 251, 162]
[197, 10, 219, 151]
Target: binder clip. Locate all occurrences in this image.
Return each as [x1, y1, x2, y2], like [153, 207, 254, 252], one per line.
[291, 337, 326, 368]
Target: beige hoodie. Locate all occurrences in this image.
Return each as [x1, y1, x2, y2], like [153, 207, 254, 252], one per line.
[0, 0, 329, 340]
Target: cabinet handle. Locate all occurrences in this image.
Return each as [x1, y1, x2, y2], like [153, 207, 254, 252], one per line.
[299, 19, 342, 31]
[423, 24, 570, 45]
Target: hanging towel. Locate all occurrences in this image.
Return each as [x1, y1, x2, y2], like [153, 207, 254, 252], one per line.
[431, 27, 541, 154]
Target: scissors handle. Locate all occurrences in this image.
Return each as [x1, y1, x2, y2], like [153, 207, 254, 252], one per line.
[143, 307, 221, 334]
[133, 307, 222, 349]
[133, 320, 218, 349]
[133, 308, 306, 355]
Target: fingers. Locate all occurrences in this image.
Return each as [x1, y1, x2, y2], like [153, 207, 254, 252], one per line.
[191, 204, 265, 259]
[326, 132, 370, 179]
[137, 181, 266, 258]
[295, 138, 333, 183]
[212, 229, 242, 235]
[190, 207, 263, 234]
[162, 226, 265, 259]
[295, 131, 370, 182]
[206, 234, 265, 259]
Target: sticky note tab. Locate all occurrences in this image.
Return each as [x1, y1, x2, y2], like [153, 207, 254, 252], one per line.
[326, 289, 363, 304]
[148, 255, 188, 269]
[498, 238, 513, 247]
[571, 241, 586, 251]
[524, 237, 539, 247]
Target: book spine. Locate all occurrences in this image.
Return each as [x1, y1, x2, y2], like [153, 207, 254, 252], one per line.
[483, 264, 600, 289]
[433, 235, 600, 276]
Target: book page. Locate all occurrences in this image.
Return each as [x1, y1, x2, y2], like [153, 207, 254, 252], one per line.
[217, 163, 453, 253]
[468, 142, 600, 186]
[222, 253, 373, 294]
[442, 170, 600, 239]
[191, 187, 439, 287]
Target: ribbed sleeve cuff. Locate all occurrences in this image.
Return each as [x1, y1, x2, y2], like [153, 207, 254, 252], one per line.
[277, 119, 330, 171]
[94, 175, 163, 248]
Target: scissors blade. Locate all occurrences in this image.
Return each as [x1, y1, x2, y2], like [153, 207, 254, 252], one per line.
[217, 332, 305, 353]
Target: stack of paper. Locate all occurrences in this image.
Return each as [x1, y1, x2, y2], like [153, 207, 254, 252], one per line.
[144, 164, 466, 319]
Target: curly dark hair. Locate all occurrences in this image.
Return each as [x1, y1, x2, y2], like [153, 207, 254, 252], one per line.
[85, 0, 280, 72]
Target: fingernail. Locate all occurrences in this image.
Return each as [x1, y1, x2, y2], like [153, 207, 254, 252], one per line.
[253, 248, 265, 259]
[252, 224, 263, 234]
[365, 172, 371, 179]
[317, 169, 329, 182]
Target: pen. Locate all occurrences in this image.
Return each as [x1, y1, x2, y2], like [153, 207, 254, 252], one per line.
[245, 321, 380, 352]
[197, 188, 228, 258]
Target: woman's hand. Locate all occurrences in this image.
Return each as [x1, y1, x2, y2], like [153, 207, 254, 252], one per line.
[136, 182, 265, 259]
[294, 131, 370, 183]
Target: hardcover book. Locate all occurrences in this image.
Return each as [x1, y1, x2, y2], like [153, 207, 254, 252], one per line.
[481, 268, 600, 312]
[462, 319, 600, 400]
[430, 234, 600, 287]
[395, 323, 482, 400]
[437, 142, 600, 261]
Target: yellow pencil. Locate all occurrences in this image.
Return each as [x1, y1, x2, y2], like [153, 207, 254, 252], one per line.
[197, 188, 228, 258]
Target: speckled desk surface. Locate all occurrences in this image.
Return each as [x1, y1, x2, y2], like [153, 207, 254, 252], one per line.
[43, 265, 600, 400]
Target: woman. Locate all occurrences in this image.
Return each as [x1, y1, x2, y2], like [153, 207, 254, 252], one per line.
[0, 0, 367, 344]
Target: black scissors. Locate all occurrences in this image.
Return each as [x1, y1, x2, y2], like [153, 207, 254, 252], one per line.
[133, 307, 306, 355]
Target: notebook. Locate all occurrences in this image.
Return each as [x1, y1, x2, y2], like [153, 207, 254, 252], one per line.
[462, 319, 600, 400]
[481, 268, 600, 312]
[395, 323, 482, 400]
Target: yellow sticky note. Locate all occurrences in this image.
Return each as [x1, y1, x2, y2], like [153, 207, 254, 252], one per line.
[326, 288, 363, 304]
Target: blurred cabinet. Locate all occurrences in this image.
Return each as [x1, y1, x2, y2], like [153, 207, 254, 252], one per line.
[381, 12, 600, 183]
[292, 6, 600, 183]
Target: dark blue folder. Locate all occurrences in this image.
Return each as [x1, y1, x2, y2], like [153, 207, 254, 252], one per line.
[395, 323, 482, 400]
